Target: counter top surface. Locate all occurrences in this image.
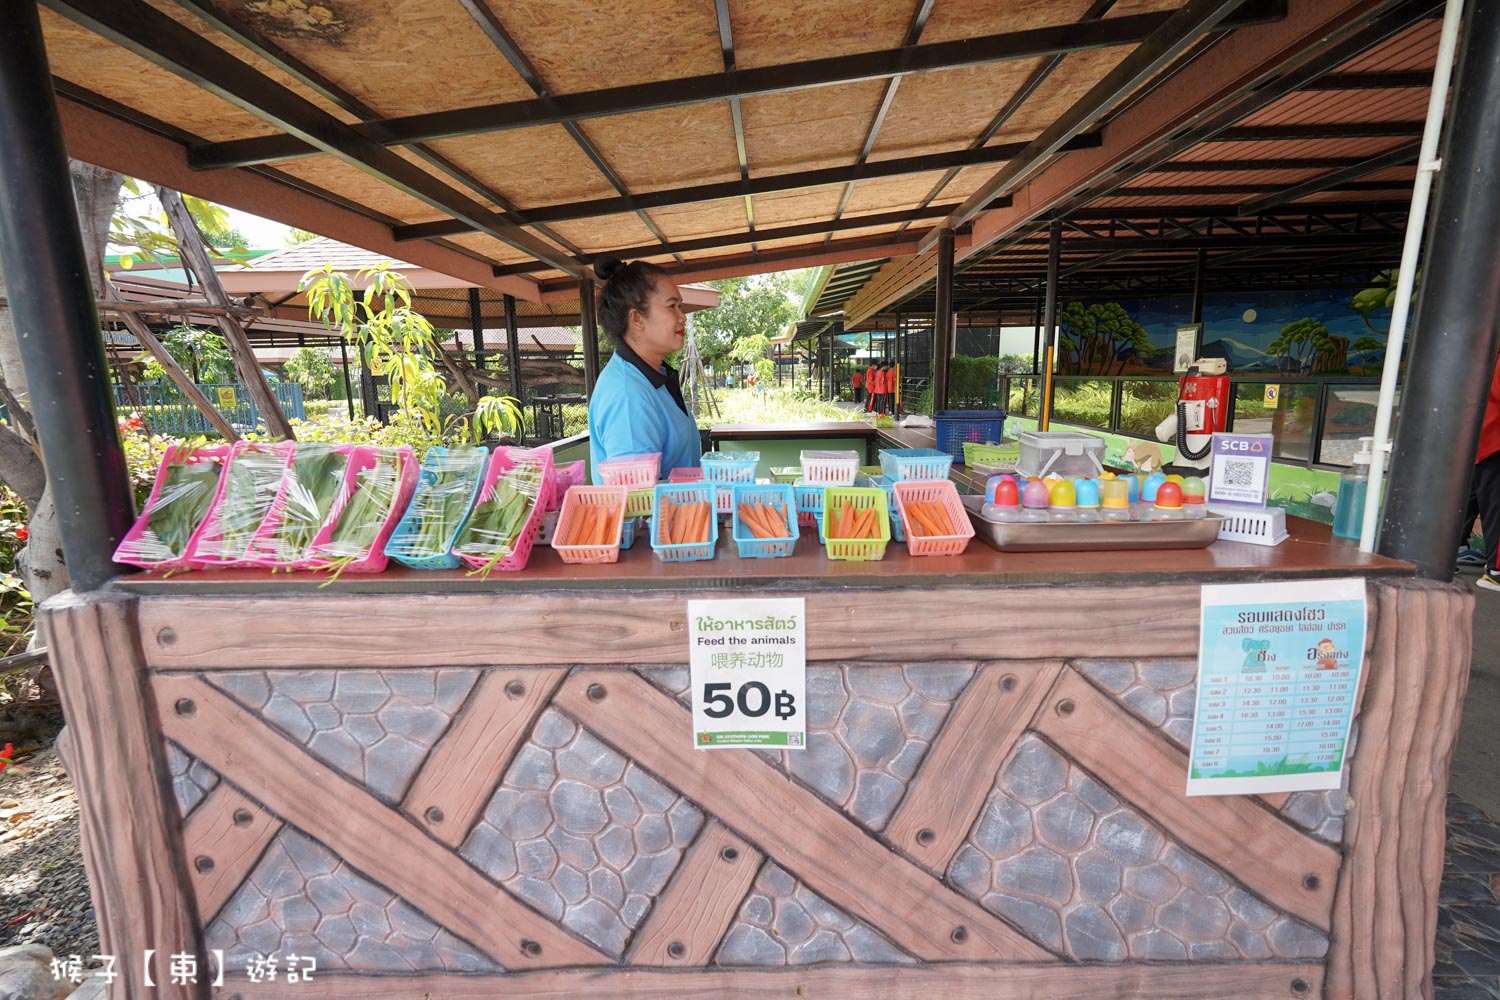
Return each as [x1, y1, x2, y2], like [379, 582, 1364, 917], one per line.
[710, 422, 877, 439]
[116, 513, 1411, 596]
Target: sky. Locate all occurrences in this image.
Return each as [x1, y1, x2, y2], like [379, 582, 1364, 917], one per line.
[226, 207, 294, 249]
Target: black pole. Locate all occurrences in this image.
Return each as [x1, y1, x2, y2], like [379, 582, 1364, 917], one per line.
[1039, 220, 1062, 430]
[933, 228, 955, 414]
[0, 5, 134, 591]
[1379, 2, 1500, 579]
[338, 335, 354, 419]
[468, 287, 486, 372]
[503, 293, 523, 402]
[1190, 247, 1207, 358]
[579, 277, 600, 397]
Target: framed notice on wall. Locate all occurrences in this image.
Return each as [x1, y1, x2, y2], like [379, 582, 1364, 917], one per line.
[688, 598, 806, 750]
[1186, 579, 1366, 796]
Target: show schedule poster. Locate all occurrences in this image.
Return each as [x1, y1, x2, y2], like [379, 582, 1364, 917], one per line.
[688, 598, 806, 750]
[1187, 579, 1366, 796]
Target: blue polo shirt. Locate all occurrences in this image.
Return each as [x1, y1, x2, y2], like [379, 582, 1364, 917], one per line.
[588, 342, 701, 482]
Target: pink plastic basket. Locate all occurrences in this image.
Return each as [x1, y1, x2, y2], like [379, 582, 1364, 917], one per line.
[188, 441, 296, 569]
[244, 442, 357, 570]
[453, 447, 554, 573]
[552, 486, 628, 564]
[893, 480, 975, 557]
[668, 467, 704, 482]
[114, 443, 234, 571]
[305, 446, 418, 574]
[598, 452, 660, 488]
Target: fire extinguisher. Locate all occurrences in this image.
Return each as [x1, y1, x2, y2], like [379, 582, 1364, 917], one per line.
[1155, 358, 1230, 469]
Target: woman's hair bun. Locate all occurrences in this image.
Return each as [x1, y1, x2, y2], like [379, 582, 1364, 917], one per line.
[594, 255, 625, 282]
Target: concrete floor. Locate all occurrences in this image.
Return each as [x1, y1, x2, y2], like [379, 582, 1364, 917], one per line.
[1450, 567, 1500, 816]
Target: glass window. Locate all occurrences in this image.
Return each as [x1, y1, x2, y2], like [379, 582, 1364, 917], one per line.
[1234, 382, 1317, 463]
[1009, 378, 1041, 418]
[1319, 384, 1395, 466]
[1053, 379, 1113, 430]
[1119, 380, 1178, 437]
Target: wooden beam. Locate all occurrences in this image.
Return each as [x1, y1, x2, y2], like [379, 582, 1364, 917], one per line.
[181, 782, 283, 923]
[109, 292, 239, 441]
[152, 673, 613, 969]
[626, 821, 762, 966]
[1032, 668, 1340, 930]
[135, 587, 1204, 671]
[217, 962, 1327, 999]
[400, 668, 567, 848]
[41, 593, 203, 1000]
[552, 670, 1052, 962]
[886, 661, 1064, 873]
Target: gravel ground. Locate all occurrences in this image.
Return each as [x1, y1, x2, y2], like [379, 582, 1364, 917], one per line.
[0, 739, 100, 970]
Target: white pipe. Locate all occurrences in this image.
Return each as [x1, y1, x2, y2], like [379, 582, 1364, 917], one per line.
[1359, 0, 1467, 552]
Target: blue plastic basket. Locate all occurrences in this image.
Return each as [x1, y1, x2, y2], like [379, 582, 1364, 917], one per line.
[730, 484, 799, 559]
[872, 475, 906, 543]
[880, 447, 954, 482]
[701, 451, 760, 485]
[649, 483, 718, 562]
[794, 481, 826, 515]
[935, 410, 1007, 464]
[383, 445, 489, 570]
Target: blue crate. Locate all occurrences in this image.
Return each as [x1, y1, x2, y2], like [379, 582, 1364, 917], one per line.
[935, 410, 1007, 464]
[649, 483, 718, 562]
[700, 451, 760, 485]
[730, 484, 799, 559]
[872, 475, 906, 543]
[879, 447, 954, 482]
[793, 481, 826, 515]
[383, 445, 489, 570]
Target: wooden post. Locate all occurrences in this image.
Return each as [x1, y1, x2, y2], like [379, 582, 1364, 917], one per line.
[579, 277, 599, 397]
[933, 228, 955, 413]
[504, 293, 524, 402]
[156, 188, 294, 440]
[42, 591, 206, 999]
[1038, 221, 1061, 431]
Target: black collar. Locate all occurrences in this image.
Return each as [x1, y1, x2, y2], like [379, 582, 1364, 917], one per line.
[616, 339, 689, 416]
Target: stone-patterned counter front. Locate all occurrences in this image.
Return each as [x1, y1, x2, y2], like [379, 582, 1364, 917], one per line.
[44, 580, 1471, 999]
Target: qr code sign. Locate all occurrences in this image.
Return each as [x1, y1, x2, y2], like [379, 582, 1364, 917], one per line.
[1221, 458, 1257, 487]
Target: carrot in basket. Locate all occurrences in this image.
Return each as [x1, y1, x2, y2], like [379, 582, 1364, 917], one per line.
[758, 502, 786, 538]
[570, 505, 593, 546]
[679, 501, 698, 544]
[594, 505, 614, 545]
[855, 507, 876, 539]
[693, 501, 710, 543]
[737, 504, 767, 538]
[906, 501, 940, 537]
[657, 502, 673, 545]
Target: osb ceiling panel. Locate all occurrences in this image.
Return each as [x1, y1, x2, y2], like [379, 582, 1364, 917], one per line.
[544, 214, 662, 255]
[426, 127, 616, 208]
[869, 61, 1047, 160]
[41, 9, 276, 142]
[574, 104, 741, 194]
[728, 0, 911, 70]
[483, 0, 721, 90]
[741, 81, 888, 174]
[274, 155, 457, 226]
[839, 171, 954, 215]
[646, 200, 752, 241]
[917, 0, 1092, 44]
[940, 163, 1010, 202]
[445, 232, 555, 266]
[984, 45, 1134, 146]
[186, 0, 537, 115]
[749, 188, 845, 228]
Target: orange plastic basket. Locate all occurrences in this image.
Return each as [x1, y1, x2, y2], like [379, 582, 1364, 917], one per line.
[893, 480, 975, 557]
[551, 486, 628, 564]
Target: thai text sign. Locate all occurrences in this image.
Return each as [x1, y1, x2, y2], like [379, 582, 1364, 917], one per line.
[689, 598, 806, 750]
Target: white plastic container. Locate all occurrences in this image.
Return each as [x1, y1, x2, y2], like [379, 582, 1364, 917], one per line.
[799, 450, 860, 486]
[1208, 504, 1288, 546]
[1017, 431, 1106, 480]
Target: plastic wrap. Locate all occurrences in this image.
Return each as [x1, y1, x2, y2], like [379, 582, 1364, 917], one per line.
[307, 446, 417, 575]
[114, 444, 231, 570]
[246, 442, 351, 569]
[191, 442, 295, 568]
[453, 447, 553, 576]
[384, 445, 489, 569]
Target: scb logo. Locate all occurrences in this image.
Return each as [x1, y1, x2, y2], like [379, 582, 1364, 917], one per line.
[1222, 439, 1266, 453]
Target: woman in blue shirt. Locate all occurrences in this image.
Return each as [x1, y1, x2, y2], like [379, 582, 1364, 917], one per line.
[587, 255, 701, 481]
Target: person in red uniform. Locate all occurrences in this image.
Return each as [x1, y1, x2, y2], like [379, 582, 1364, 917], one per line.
[1464, 353, 1500, 590]
[850, 367, 864, 404]
[866, 362, 878, 412]
[871, 364, 887, 415]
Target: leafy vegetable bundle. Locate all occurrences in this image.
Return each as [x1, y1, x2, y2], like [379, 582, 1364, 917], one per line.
[198, 444, 291, 562]
[453, 457, 546, 576]
[117, 447, 225, 564]
[252, 443, 347, 564]
[309, 449, 410, 581]
[388, 446, 487, 561]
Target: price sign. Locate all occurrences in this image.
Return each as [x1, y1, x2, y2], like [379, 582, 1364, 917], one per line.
[688, 598, 805, 750]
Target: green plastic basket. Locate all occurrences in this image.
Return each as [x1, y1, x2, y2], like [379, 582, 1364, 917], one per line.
[770, 466, 802, 484]
[625, 485, 656, 519]
[820, 487, 890, 562]
[963, 441, 1020, 466]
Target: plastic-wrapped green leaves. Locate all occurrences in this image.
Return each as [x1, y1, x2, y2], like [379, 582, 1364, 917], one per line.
[117, 448, 224, 564]
[196, 444, 290, 563]
[387, 446, 487, 560]
[454, 457, 546, 574]
[314, 449, 408, 564]
[251, 443, 348, 565]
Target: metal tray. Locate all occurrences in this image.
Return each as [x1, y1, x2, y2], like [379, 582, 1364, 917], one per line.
[962, 496, 1225, 552]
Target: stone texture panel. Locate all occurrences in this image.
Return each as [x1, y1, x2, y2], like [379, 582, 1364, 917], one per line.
[165, 741, 220, 819]
[1071, 658, 1347, 843]
[205, 827, 499, 973]
[210, 669, 478, 805]
[716, 863, 913, 966]
[949, 734, 1329, 961]
[460, 709, 704, 957]
[642, 664, 974, 833]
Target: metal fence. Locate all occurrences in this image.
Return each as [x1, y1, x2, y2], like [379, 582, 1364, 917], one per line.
[116, 381, 305, 437]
